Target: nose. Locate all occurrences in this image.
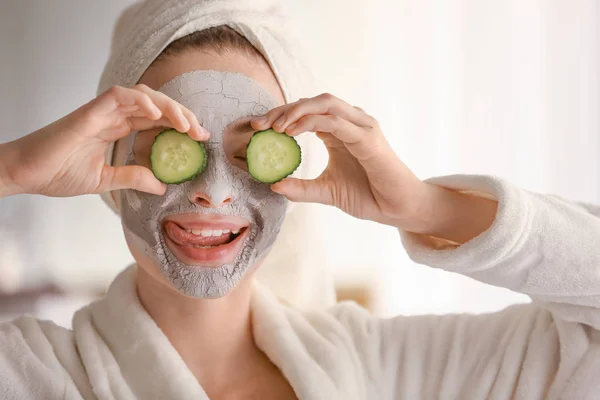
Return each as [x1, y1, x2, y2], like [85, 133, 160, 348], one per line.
[189, 190, 233, 208]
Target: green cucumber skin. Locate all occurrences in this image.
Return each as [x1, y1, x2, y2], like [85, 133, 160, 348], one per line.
[150, 129, 207, 185]
[246, 129, 302, 184]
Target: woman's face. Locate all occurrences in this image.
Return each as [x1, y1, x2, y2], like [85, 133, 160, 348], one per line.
[113, 49, 287, 298]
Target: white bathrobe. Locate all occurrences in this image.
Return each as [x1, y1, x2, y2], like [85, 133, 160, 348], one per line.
[1, 175, 599, 399]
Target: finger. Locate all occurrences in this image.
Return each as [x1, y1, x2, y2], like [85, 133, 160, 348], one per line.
[286, 114, 362, 142]
[276, 94, 376, 132]
[128, 117, 209, 142]
[251, 99, 308, 132]
[271, 177, 332, 205]
[127, 116, 178, 132]
[284, 93, 375, 129]
[95, 86, 162, 121]
[133, 85, 199, 137]
[97, 165, 167, 195]
[286, 114, 382, 161]
[180, 107, 208, 141]
[315, 131, 346, 149]
[118, 105, 149, 116]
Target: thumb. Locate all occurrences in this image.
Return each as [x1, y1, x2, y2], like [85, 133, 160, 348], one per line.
[97, 165, 167, 195]
[271, 177, 331, 205]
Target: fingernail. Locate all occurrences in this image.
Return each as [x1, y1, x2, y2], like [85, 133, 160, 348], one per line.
[286, 123, 297, 132]
[254, 116, 267, 125]
[274, 116, 286, 128]
[155, 183, 167, 196]
[181, 122, 191, 133]
[270, 184, 283, 194]
[151, 105, 162, 118]
[199, 125, 210, 139]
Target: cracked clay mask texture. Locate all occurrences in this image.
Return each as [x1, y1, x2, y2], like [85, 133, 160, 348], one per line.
[120, 71, 287, 298]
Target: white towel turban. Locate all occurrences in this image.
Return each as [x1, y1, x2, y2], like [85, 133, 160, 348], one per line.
[97, 0, 336, 309]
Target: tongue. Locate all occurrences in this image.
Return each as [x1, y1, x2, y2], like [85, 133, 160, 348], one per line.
[165, 221, 233, 246]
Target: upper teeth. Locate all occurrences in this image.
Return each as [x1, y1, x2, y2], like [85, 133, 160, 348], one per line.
[189, 229, 221, 237]
[187, 229, 240, 237]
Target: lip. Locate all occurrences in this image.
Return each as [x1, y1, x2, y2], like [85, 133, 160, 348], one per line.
[162, 213, 250, 267]
[164, 213, 249, 231]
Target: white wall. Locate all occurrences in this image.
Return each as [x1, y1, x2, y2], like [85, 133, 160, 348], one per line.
[289, 0, 600, 316]
[0, 1, 598, 318]
[0, 0, 137, 292]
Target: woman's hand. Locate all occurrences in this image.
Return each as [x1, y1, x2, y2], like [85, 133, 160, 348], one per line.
[0, 85, 207, 198]
[251, 93, 429, 231]
[251, 93, 498, 243]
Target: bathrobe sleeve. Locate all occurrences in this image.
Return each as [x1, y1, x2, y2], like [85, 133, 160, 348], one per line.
[0, 316, 93, 399]
[329, 175, 600, 400]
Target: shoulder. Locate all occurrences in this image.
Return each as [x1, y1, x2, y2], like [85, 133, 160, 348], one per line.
[0, 315, 73, 357]
[297, 301, 387, 355]
[0, 316, 83, 399]
[324, 301, 384, 333]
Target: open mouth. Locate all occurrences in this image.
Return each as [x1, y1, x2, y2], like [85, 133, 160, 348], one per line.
[165, 222, 247, 248]
[162, 218, 250, 266]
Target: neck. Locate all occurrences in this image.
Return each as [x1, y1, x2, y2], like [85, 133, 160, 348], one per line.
[136, 266, 262, 386]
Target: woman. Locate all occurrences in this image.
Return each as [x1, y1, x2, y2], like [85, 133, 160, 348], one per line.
[1, 1, 599, 399]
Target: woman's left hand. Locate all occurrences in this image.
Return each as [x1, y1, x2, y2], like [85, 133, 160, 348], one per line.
[251, 93, 430, 231]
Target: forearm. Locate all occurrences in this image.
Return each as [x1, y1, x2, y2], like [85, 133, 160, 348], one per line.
[410, 182, 498, 244]
[401, 175, 600, 329]
[0, 142, 23, 198]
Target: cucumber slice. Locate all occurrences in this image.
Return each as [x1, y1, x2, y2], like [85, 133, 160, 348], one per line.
[246, 129, 302, 183]
[150, 129, 207, 184]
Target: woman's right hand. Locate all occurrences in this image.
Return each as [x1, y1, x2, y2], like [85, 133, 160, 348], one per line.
[252, 93, 498, 244]
[0, 85, 208, 199]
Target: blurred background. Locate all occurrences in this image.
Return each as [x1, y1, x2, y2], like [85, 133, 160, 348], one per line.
[0, 0, 598, 327]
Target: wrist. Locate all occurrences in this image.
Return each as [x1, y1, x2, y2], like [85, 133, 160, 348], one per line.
[399, 182, 498, 244]
[395, 181, 439, 234]
[0, 142, 24, 198]
[384, 181, 437, 232]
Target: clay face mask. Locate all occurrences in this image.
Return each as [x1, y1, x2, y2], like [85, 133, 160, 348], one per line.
[119, 70, 287, 298]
